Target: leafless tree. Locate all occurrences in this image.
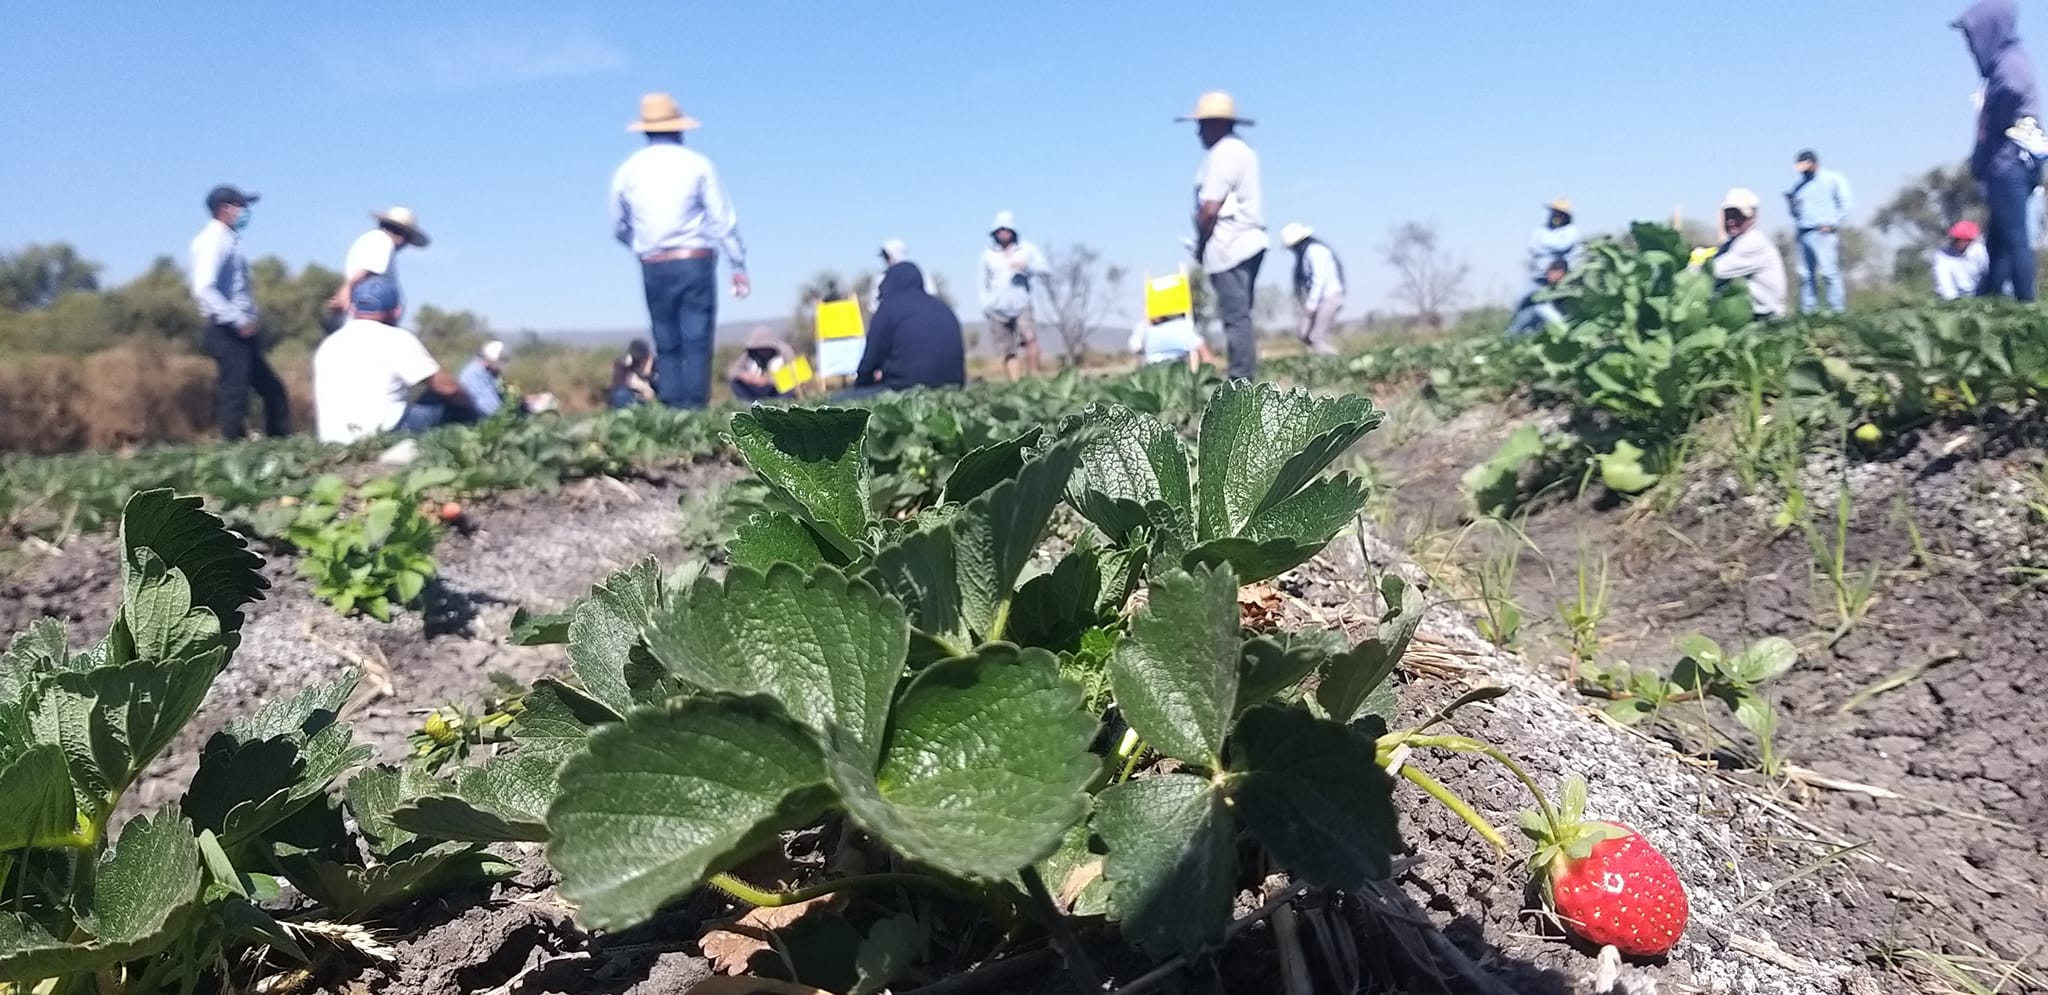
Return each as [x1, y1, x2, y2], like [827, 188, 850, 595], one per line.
[1380, 221, 1470, 327]
[1039, 244, 1128, 365]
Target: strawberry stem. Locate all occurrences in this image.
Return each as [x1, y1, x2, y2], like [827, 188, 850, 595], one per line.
[1396, 764, 1508, 852]
[1398, 733, 1562, 831]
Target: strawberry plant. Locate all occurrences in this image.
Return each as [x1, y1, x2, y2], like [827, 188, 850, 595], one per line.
[1065, 381, 1383, 584]
[287, 469, 453, 621]
[1582, 634, 1796, 775]
[0, 490, 505, 991]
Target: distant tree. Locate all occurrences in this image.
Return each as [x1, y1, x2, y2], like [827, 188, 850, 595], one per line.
[1039, 243, 1127, 365]
[1872, 163, 1984, 284]
[414, 305, 488, 350]
[250, 257, 342, 346]
[1380, 221, 1469, 327]
[0, 243, 102, 311]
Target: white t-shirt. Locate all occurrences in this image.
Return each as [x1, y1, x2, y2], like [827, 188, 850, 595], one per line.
[1128, 316, 1205, 365]
[344, 230, 398, 293]
[314, 318, 439, 444]
[1194, 135, 1269, 272]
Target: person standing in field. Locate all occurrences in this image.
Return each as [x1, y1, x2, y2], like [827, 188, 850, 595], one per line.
[1280, 223, 1344, 355]
[609, 92, 750, 408]
[1527, 198, 1581, 287]
[978, 213, 1049, 380]
[188, 184, 290, 440]
[1959, 0, 2045, 300]
[1711, 188, 1789, 320]
[1182, 91, 1267, 380]
[1784, 150, 1854, 312]
[326, 207, 430, 330]
[1933, 220, 1991, 299]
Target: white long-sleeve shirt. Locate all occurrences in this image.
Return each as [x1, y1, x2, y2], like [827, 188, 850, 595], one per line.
[979, 242, 1049, 317]
[1932, 242, 1989, 300]
[188, 219, 255, 326]
[1298, 242, 1344, 311]
[608, 140, 746, 269]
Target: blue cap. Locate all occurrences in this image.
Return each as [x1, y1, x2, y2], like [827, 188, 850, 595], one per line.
[350, 274, 400, 315]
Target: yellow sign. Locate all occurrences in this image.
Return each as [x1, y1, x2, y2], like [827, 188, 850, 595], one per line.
[771, 355, 815, 394]
[816, 299, 865, 341]
[1144, 272, 1192, 321]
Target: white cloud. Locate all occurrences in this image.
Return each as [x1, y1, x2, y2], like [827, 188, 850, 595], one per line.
[326, 25, 626, 93]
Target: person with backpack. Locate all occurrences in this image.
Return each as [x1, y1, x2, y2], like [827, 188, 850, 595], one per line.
[1280, 223, 1345, 355]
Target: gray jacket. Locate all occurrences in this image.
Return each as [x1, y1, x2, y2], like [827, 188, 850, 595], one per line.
[1712, 228, 1788, 318]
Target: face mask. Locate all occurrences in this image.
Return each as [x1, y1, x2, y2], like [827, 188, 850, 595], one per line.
[231, 206, 252, 232]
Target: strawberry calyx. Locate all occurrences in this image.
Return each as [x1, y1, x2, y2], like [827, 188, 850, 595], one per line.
[1517, 774, 1630, 892]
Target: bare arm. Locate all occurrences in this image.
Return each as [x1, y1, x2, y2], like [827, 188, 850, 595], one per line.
[426, 370, 474, 409]
[1194, 200, 1222, 260]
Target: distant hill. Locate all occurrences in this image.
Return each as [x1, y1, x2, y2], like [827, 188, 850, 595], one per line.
[529, 316, 1139, 352]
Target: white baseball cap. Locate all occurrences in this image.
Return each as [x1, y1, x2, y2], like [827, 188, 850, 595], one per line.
[1720, 188, 1762, 216]
[880, 238, 909, 263]
[480, 340, 506, 362]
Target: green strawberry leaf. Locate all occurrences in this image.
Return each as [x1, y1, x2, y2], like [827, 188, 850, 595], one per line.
[507, 607, 572, 647]
[0, 807, 204, 984]
[117, 489, 267, 633]
[942, 427, 1043, 504]
[1461, 425, 1546, 519]
[0, 619, 68, 705]
[392, 750, 562, 843]
[118, 548, 223, 666]
[33, 649, 226, 812]
[342, 764, 441, 858]
[1108, 565, 1240, 769]
[1235, 629, 1344, 714]
[1006, 548, 1106, 654]
[1315, 575, 1427, 725]
[509, 678, 620, 743]
[951, 445, 1079, 640]
[183, 672, 373, 848]
[1730, 637, 1797, 684]
[1095, 773, 1234, 959]
[565, 558, 672, 717]
[868, 524, 970, 653]
[1595, 441, 1659, 495]
[728, 406, 871, 559]
[728, 511, 839, 573]
[1194, 383, 1380, 542]
[0, 744, 78, 850]
[829, 645, 1097, 880]
[1066, 404, 1193, 539]
[1227, 705, 1398, 887]
[547, 696, 834, 931]
[645, 565, 907, 768]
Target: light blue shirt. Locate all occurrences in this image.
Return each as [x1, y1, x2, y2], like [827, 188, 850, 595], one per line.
[1785, 169, 1853, 230]
[609, 138, 747, 268]
[1527, 224, 1580, 282]
[457, 357, 503, 416]
[188, 219, 255, 326]
[1129, 316, 1205, 365]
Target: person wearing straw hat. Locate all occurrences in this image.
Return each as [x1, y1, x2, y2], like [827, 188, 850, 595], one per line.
[327, 206, 431, 329]
[1933, 220, 1990, 299]
[609, 92, 750, 409]
[1280, 222, 1345, 355]
[189, 183, 291, 440]
[1710, 188, 1788, 319]
[1527, 198, 1581, 288]
[979, 212, 1050, 381]
[1180, 91, 1267, 379]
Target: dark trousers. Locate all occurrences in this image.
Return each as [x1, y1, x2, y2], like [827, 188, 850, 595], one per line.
[204, 323, 289, 440]
[730, 378, 781, 403]
[1209, 250, 1264, 380]
[640, 256, 717, 409]
[1981, 154, 2040, 302]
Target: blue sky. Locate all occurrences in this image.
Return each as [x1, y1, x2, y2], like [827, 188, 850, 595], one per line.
[1, 2, 1999, 334]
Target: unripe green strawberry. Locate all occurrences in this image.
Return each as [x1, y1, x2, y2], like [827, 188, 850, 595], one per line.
[1521, 776, 1689, 957]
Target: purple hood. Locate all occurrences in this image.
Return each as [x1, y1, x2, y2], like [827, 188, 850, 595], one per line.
[1961, 0, 2039, 174]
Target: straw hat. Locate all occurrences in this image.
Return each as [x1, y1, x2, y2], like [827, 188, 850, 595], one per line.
[1280, 223, 1313, 248]
[373, 206, 430, 247]
[628, 92, 701, 133]
[1548, 197, 1574, 214]
[1177, 91, 1253, 125]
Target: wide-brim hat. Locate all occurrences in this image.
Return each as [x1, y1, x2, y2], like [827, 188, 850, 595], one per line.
[1547, 197, 1573, 215]
[1176, 91, 1253, 125]
[373, 206, 430, 247]
[1280, 222, 1313, 248]
[629, 92, 701, 133]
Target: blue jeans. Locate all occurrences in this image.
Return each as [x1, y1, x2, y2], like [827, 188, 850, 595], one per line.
[1796, 229, 1845, 312]
[1208, 251, 1264, 380]
[641, 256, 717, 408]
[1982, 153, 2040, 302]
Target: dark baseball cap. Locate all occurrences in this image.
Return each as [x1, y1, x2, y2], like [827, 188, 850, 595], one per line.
[204, 185, 260, 211]
[1795, 149, 1818, 163]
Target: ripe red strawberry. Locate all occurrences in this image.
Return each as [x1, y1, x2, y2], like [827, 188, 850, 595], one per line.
[1521, 776, 1688, 957]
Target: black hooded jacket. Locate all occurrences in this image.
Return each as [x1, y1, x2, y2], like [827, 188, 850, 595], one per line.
[856, 262, 966, 390]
